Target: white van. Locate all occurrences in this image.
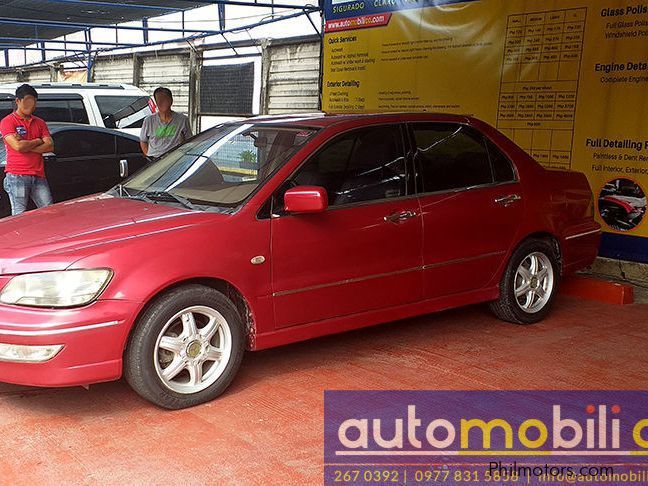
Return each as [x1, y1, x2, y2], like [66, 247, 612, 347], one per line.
[0, 82, 155, 136]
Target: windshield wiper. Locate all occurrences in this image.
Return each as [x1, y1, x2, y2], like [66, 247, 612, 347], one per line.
[139, 190, 197, 210]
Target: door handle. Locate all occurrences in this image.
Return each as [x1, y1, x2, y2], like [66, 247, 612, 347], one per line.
[494, 194, 522, 207]
[384, 210, 417, 223]
[119, 159, 129, 178]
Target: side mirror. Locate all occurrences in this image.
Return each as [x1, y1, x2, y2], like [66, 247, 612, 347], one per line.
[43, 152, 57, 163]
[284, 186, 328, 214]
[103, 114, 117, 129]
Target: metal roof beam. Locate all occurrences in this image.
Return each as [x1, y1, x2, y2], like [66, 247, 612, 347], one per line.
[110, 7, 320, 51]
[0, 44, 86, 53]
[0, 16, 223, 35]
[0, 36, 142, 48]
[37, 0, 188, 12]
[190, 0, 317, 10]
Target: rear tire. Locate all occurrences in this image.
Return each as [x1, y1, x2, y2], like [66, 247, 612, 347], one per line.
[124, 285, 245, 409]
[489, 239, 560, 325]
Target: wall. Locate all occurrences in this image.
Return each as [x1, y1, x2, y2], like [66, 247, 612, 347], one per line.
[261, 38, 321, 114]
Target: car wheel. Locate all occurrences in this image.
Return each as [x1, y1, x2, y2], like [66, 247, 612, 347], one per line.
[489, 239, 559, 325]
[124, 285, 245, 409]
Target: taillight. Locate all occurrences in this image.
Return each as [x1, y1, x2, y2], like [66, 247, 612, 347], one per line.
[148, 97, 157, 113]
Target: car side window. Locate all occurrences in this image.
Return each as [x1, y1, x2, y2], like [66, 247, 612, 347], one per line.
[116, 135, 143, 155]
[412, 123, 493, 193]
[68, 100, 90, 124]
[34, 100, 90, 124]
[485, 138, 516, 183]
[55, 131, 116, 158]
[289, 125, 407, 207]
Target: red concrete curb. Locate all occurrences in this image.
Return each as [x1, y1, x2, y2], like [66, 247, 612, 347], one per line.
[561, 275, 635, 305]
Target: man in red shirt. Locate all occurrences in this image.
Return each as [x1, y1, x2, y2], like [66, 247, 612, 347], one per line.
[0, 84, 54, 216]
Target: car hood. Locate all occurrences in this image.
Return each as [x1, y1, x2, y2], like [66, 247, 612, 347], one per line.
[0, 194, 223, 274]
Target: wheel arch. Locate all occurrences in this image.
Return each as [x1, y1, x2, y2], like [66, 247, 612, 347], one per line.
[124, 277, 257, 353]
[515, 231, 563, 276]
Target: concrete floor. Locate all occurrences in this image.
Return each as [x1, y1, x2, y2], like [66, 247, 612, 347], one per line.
[0, 295, 646, 485]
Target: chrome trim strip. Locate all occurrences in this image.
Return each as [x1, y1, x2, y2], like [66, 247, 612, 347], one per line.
[273, 251, 507, 297]
[565, 229, 602, 240]
[0, 320, 121, 337]
[422, 251, 506, 270]
[273, 266, 421, 298]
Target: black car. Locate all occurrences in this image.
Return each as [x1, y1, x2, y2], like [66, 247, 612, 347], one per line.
[1, 123, 148, 217]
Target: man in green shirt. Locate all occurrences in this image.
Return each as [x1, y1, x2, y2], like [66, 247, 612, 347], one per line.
[140, 87, 192, 160]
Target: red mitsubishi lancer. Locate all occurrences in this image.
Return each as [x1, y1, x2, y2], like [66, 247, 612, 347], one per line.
[0, 113, 600, 408]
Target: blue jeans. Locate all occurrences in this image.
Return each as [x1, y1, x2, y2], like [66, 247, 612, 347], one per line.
[3, 173, 53, 216]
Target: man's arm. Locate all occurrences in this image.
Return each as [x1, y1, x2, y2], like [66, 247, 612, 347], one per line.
[3, 134, 43, 153]
[29, 136, 54, 154]
[140, 117, 150, 155]
[182, 117, 193, 142]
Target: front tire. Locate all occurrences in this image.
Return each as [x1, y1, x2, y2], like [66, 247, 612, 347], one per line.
[124, 285, 245, 409]
[489, 239, 559, 325]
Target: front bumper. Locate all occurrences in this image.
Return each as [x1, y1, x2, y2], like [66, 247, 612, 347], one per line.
[0, 299, 141, 387]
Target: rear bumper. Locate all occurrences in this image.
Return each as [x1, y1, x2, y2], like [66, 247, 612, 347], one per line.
[562, 225, 602, 274]
[0, 300, 140, 387]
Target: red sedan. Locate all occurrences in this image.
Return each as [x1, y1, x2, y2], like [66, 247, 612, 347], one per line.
[0, 113, 600, 408]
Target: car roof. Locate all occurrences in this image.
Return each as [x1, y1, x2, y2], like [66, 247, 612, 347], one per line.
[0, 82, 145, 91]
[243, 112, 475, 129]
[0, 92, 83, 100]
[45, 122, 139, 139]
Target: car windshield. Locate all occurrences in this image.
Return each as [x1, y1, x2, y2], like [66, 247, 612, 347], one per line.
[121, 122, 318, 207]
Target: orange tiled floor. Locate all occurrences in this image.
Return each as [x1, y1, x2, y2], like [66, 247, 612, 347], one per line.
[0, 296, 646, 485]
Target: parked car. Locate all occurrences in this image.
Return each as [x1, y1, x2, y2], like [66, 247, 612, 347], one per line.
[0, 83, 155, 135]
[0, 113, 600, 409]
[0, 123, 148, 217]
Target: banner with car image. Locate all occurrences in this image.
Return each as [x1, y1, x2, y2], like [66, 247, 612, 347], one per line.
[322, 0, 648, 262]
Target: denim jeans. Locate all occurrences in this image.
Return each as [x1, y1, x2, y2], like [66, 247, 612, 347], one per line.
[3, 173, 53, 216]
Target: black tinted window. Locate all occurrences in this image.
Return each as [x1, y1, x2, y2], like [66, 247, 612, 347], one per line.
[34, 100, 89, 124]
[116, 135, 142, 154]
[68, 100, 89, 124]
[486, 139, 516, 183]
[291, 125, 407, 206]
[413, 123, 493, 193]
[0, 99, 13, 119]
[55, 130, 115, 157]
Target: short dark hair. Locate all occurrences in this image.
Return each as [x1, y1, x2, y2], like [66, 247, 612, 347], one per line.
[153, 87, 172, 100]
[15, 84, 38, 100]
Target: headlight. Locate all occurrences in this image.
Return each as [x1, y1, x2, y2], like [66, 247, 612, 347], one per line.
[0, 269, 113, 308]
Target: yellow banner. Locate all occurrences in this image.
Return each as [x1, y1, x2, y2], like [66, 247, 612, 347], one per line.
[323, 0, 648, 250]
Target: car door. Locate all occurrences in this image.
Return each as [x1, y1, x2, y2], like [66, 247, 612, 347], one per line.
[45, 128, 118, 202]
[270, 124, 424, 329]
[116, 133, 149, 178]
[409, 122, 522, 298]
